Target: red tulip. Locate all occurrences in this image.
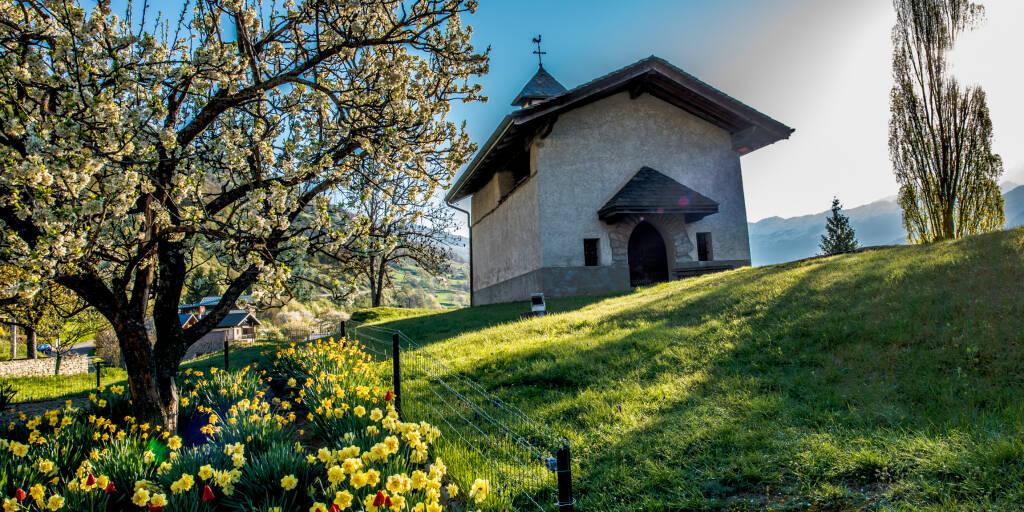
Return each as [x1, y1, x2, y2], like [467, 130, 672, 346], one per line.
[201, 485, 216, 502]
[86, 473, 96, 486]
[330, 505, 341, 512]
[384, 390, 394, 401]
[148, 505, 164, 512]
[104, 482, 117, 494]
[373, 491, 387, 507]
[14, 488, 26, 502]
[384, 496, 393, 507]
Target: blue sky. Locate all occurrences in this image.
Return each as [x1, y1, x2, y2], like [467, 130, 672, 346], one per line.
[105, 0, 1024, 221]
[450, 0, 1024, 222]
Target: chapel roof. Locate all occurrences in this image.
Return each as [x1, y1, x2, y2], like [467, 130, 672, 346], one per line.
[446, 55, 795, 203]
[598, 167, 719, 223]
[511, 66, 568, 107]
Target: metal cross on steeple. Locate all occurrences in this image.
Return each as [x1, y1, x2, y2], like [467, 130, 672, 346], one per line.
[532, 34, 546, 68]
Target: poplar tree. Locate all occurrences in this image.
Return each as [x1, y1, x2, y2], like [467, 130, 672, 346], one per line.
[889, 0, 1004, 243]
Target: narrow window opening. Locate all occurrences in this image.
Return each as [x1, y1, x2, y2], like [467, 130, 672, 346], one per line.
[583, 238, 600, 266]
[697, 232, 713, 261]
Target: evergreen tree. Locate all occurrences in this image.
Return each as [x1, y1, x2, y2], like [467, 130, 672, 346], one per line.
[820, 198, 859, 256]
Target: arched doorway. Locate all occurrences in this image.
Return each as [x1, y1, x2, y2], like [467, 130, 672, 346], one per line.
[628, 221, 669, 287]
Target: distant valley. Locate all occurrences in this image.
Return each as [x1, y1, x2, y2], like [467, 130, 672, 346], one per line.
[749, 183, 1024, 266]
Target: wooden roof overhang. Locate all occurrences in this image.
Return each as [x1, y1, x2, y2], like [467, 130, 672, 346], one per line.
[598, 167, 720, 224]
[446, 56, 795, 203]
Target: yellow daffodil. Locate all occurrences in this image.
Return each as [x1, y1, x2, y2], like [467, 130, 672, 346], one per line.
[45, 494, 64, 511]
[131, 488, 150, 507]
[327, 465, 345, 485]
[333, 490, 354, 509]
[170, 474, 195, 493]
[469, 479, 490, 503]
[149, 493, 167, 507]
[281, 474, 298, 491]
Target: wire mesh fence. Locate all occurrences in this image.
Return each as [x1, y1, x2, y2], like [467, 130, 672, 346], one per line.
[344, 321, 574, 511]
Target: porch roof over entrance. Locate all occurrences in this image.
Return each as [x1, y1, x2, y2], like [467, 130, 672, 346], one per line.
[598, 167, 719, 223]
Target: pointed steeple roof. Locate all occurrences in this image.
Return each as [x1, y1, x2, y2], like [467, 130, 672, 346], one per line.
[511, 66, 568, 107]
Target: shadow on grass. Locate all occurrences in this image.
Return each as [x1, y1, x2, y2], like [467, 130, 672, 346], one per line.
[7, 341, 285, 405]
[368, 293, 621, 345]
[376, 229, 1024, 510]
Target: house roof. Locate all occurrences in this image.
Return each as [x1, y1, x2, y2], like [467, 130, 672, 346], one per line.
[511, 66, 568, 107]
[216, 310, 260, 329]
[598, 167, 720, 223]
[179, 295, 253, 311]
[446, 55, 795, 203]
[178, 313, 196, 327]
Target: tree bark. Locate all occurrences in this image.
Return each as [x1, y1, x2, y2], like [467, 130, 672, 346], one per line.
[368, 256, 382, 307]
[26, 326, 36, 359]
[114, 318, 178, 430]
[9, 324, 17, 360]
[371, 282, 383, 307]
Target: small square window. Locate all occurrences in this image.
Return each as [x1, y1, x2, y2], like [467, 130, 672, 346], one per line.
[583, 238, 600, 266]
[697, 232, 713, 261]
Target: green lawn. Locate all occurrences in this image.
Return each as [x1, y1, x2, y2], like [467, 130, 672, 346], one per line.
[5, 341, 284, 404]
[368, 228, 1024, 510]
[0, 344, 29, 361]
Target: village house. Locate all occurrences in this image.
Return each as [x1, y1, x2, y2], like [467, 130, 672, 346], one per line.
[446, 56, 794, 305]
[175, 296, 261, 358]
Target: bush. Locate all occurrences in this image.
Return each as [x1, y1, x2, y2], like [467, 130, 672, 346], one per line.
[394, 288, 441, 310]
[0, 339, 492, 511]
[92, 329, 122, 369]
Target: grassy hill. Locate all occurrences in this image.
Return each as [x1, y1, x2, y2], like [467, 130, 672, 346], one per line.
[368, 228, 1024, 510]
[387, 260, 468, 309]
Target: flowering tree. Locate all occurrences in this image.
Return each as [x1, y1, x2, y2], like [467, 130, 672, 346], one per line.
[318, 163, 457, 307]
[0, 0, 486, 428]
[0, 265, 89, 361]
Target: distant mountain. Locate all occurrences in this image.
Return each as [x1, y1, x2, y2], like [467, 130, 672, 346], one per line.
[1005, 185, 1024, 228]
[750, 185, 1024, 266]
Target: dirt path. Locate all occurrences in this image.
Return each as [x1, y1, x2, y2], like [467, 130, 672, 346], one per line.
[1, 396, 90, 423]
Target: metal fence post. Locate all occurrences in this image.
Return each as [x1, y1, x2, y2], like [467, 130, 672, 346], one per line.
[391, 332, 402, 420]
[95, 361, 102, 389]
[556, 443, 575, 511]
[339, 320, 347, 339]
[223, 339, 230, 371]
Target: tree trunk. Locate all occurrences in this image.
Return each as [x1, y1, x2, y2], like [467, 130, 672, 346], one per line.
[371, 283, 383, 307]
[368, 257, 382, 307]
[9, 324, 17, 360]
[26, 327, 36, 359]
[942, 207, 956, 241]
[152, 341, 183, 432]
[370, 256, 388, 307]
[53, 338, 61, 376]
[115, 319, 179, 431]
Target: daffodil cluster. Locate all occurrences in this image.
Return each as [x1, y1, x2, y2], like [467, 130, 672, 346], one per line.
[0, 339, 491, 510]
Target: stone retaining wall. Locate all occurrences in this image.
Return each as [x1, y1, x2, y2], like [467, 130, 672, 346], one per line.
[0, 355, 90, 378]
